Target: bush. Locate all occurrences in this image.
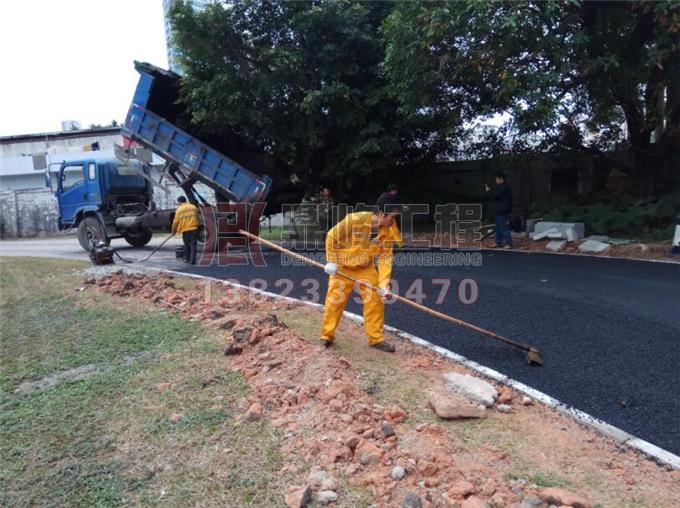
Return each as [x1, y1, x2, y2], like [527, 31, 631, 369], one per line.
[529, 191, 680, 239]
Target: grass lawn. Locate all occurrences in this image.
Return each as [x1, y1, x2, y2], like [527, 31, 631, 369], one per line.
[0, 258, 285, 507]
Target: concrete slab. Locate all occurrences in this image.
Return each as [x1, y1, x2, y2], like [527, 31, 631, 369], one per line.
[530, 228, 558, 241]
[579, 239, 611, 253]
[546, 240, 567, 252]
[565, 227, 577, 242]
[441, 372, 497, 407]
[535, 222, 585, 239]
[584, 235, 610, 242]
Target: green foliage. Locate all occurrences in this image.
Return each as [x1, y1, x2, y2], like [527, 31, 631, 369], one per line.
[382, 1, 680, 190]
[169, 0, 679, 197]
[530, 191, 680, 237]
[170, 0, 445, 198]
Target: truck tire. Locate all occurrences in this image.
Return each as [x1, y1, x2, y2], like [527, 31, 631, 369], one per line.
[123, 230, 153, 247]
[77, 216, 109, 251]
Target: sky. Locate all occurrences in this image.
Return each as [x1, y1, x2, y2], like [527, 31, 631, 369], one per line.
[0, 0, 168, 137]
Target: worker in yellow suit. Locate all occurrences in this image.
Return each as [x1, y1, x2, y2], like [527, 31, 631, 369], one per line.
[321, 195, 403, 352]
[171, 196, 200, 264]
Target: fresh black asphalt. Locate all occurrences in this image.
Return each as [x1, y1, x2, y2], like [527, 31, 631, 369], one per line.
[170, 249, 680, 455]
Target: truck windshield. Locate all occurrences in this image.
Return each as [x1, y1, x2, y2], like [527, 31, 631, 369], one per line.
[61, 165, 84, 191]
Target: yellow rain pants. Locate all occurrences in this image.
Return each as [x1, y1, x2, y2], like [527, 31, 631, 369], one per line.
[320, 211, 402, 345]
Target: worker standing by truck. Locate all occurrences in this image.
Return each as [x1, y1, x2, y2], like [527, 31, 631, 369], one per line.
[172, 196, 200, 264]
[321, 195, 403, 352]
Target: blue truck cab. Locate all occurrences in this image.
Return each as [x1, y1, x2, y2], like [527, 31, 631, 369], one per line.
[51, 158, 155, 250]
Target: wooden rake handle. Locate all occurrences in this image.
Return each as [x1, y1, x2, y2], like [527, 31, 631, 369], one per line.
[239, 229, 540, 357]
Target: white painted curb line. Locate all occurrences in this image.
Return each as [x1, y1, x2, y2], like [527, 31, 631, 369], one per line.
[117, 264, 680, 470]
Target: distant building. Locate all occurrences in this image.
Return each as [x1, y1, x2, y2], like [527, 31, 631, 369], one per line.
[163, 0, 209, 73]
[0, 128, 122, 191]
[0, 127, 211, 237]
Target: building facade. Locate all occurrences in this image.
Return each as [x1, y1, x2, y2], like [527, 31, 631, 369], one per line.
[0, 128, 204, 237]
[162, 0, 209, 73]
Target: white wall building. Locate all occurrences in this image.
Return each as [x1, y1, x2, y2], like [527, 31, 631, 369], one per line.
[0, 128, 201, 237]
[0, 128, 122, 191]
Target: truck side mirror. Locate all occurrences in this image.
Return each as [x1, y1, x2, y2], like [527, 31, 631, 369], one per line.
[44, 170, 52, 190]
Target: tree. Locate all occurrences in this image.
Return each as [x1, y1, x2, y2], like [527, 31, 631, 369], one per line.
[169, 0, 449, 200]
[382, 0, 680, 195]
[88, 120, 119, 130]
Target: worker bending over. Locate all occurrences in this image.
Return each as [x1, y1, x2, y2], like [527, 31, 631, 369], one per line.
[172, 196, 200, 264]
[321, 196, 403, 352]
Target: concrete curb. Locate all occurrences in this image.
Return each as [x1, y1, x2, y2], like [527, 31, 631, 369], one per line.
[114, 264, 680, 470]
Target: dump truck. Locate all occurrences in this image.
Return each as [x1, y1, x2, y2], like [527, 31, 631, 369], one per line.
[49, 61, 300, 252]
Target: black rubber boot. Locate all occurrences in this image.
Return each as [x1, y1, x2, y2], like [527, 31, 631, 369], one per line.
[320, 338, 334, 348]
[370, 341, 395, 353]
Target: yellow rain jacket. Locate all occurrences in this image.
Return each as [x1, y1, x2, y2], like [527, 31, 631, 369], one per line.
[322, 211, 402, 345]
[171, 202, 200, 234]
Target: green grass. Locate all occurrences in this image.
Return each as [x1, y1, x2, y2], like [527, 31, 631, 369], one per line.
[0, 258, 285, 507]
[504, 467, 569, 488]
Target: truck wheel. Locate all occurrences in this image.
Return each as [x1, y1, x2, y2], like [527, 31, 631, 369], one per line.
[123, 230, 153, 247]
[77, 216, 109, 251]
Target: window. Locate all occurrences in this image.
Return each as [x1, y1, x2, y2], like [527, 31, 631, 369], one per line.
[61, 165, 84, 191]
[88, 163, 96, 180]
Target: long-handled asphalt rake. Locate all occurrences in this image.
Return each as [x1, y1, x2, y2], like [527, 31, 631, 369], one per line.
[239, 230, 543, 365]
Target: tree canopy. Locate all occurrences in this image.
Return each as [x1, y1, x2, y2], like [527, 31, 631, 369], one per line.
[170, 0, 447, 200]
[382, 0, 680, 193]
[171, 0, 680, 197]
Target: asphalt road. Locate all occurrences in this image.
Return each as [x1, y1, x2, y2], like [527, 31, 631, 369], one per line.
[2, 237, 679, 454]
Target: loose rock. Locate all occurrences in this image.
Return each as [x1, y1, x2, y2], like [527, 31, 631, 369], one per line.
[245, 402, 263, 421]
[355, 440, 382, 465]
[427, 388, 487, 419]
[382, 423, 395, 438]
[539, 488, 590, 508]
[403, 492, 422, 508]
[522, 396, 533, 406]
[498, 388, 513, 404]
[285, 485, 312, 508]
[442, 372, 497, 407]
[519, 497, 544, 508]
[385, 405, 407, 423]
[497, 404, 512, 413]
[449, 480, 475, 497]
[308, 470, 338, 492]
[461, 496, 487, 508]
[315, 490, 338, 504]
[391, 466, 406, 480]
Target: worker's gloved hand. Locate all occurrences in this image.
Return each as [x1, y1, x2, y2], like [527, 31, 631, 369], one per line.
[324, 262, 338, 275]
[377, 286, 392, 300]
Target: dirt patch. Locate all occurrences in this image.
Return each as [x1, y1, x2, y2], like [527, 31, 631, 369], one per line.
[410, 232, 678, 263]
[13, 363, 98, 394]
[90, 272, 680, 507]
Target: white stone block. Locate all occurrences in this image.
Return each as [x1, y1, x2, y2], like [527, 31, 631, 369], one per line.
[441, 372, 497, 407]
[535, 222, 585, 239]
[579, 240, 611, 253]
[545, 240, 567, 252]
[584, 235, 610, 242]
[531, 228, 557, 241]
[565, 227, 577, 242]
